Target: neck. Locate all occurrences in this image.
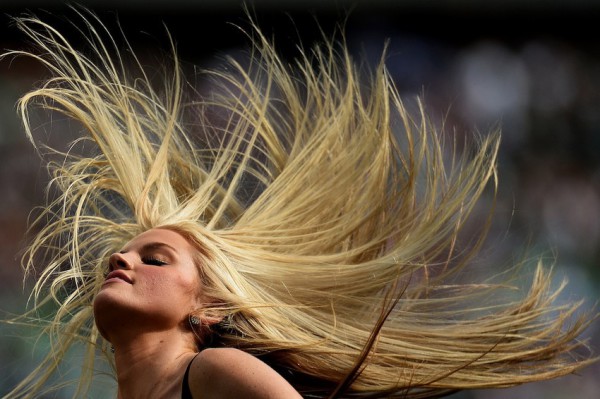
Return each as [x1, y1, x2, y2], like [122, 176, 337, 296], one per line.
[111, 329, 198, 399]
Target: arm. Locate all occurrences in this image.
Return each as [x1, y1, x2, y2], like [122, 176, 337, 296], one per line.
[188, 347, 303, 399]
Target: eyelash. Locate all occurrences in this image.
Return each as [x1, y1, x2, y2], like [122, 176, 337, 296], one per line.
[142, 257, 167, 266]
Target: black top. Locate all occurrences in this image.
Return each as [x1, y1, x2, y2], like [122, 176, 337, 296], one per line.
[182, 353, 199, 399]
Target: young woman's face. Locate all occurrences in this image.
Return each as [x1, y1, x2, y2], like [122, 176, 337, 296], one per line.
[93, 228, 202, 339]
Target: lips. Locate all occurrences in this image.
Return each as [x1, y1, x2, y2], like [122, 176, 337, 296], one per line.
[104, 270, 133, 284]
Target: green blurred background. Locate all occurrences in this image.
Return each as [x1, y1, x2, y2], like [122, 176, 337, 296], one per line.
[1, 1, 599, 398]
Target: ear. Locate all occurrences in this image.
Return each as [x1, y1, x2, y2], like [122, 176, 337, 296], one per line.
[188, 308, 225, 337]
[189, 309, 223, 327]
[188, 311, 221, 348]
[200, 312, 224, 327]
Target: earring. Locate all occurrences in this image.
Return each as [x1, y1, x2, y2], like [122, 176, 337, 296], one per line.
[110, 346, 115, 353]
[189, 314, 201, 326]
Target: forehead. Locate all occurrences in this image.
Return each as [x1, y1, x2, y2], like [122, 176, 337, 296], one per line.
[122, 228, 193, 252]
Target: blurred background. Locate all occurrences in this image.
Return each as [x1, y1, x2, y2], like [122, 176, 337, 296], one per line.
[1, 1, 599, 398]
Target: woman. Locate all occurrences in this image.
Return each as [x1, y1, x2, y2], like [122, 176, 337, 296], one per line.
[95, 228, 301, 398]
[3, 9, 595, 399]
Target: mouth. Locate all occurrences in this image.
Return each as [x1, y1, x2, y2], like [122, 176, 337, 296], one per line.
[104, 270, 133, 285]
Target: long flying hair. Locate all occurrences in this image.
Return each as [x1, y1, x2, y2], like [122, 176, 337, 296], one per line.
[3, 8, 595, 399]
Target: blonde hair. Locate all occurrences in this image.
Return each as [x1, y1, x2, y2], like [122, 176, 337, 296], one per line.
[3, 9, 595, 398]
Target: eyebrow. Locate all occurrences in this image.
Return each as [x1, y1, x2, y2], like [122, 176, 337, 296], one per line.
[120, 242, 178, 254]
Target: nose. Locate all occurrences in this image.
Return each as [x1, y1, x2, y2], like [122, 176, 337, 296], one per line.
[108, 252, 133, 271]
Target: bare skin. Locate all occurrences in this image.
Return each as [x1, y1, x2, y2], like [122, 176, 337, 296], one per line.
[93, 228, 301, 399]
[189, 347, 302, 399]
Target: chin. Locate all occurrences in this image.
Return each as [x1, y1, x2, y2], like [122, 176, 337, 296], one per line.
[92, 290, 130, 340]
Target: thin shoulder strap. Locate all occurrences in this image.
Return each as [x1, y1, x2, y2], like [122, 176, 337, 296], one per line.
[182, 353, 201, 399]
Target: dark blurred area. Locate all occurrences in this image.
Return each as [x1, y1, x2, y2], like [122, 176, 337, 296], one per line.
[1, 1, 599, 398]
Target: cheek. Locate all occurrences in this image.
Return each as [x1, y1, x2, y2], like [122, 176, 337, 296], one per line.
[139, 269, 200, 303]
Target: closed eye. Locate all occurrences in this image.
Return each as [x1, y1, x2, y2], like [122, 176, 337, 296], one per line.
[142, 257, 168, 266]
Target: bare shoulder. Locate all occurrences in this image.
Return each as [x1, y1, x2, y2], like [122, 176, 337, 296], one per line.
[188, 347, 302, 399]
